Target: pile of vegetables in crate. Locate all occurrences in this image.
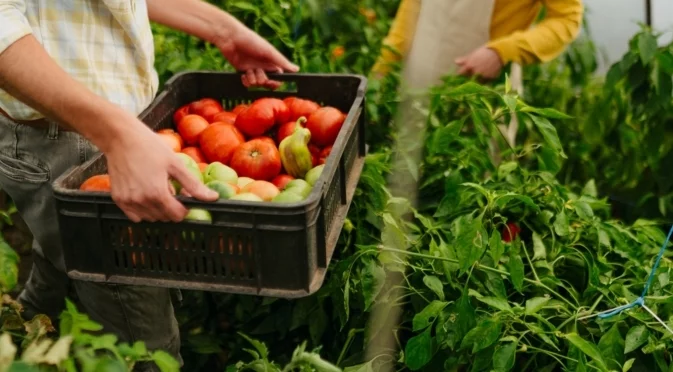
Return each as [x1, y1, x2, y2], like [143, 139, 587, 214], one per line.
[79, 95, 345, 220]
[2, 0, 673, 371]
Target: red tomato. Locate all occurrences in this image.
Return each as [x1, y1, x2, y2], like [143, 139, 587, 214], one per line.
[253, 136, 277, 147]
[211, 111, 237, 125]
[272, 174, 295, 190]
[177, 115, 209, 146]
[157, 131, 183, 152]
[242, 180, 280, 201]
[190, 98, 223, 114]
[197, 162, 208, 172]
[306, 107, 346, 147]
[232, 103, 249, 115]
[200, 105, 224, 123]
[181, 146, 207, 163]
[276, 118, 307, 145]
[199, 123, 245, 164]
[319, 145, 332, 165]
[235, 98, 290, 137]
[502, 222, 521, 243]
[173, 105, 191, 126]
[285, 98, 320, 122]
[229, 138, 282, 181]
[308, 144, 321, 167]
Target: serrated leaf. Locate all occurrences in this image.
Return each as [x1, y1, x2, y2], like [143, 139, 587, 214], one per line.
[413, 301, 449, 332]
[532, 232, 546, 261]
[475, 296, 512, 313]
[525, 297, 550, 315]
[624, 325, 648, 354]
[423, 275, 445, 301]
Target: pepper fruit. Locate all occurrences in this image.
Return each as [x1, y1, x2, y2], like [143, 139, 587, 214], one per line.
[279, 117, 313, 178]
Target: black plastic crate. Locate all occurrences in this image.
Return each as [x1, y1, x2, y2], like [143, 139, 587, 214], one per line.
[52, 71, 367, 298]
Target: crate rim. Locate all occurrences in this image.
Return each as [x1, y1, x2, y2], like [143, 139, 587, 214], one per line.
[52, 71, 368, 212]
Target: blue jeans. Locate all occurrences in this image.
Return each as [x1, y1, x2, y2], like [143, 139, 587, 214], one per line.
[0, 114, 182, 371]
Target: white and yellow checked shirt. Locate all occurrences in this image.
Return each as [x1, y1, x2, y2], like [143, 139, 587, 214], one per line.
[0, 0, 159, 121]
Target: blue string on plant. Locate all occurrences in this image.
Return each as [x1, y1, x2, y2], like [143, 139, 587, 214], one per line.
[587, 224, 673, 335]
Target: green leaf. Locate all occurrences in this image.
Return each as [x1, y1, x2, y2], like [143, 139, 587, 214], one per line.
[575, 201, 594, 219]
[598, 325, 624, 371]
[521, 106, 572, 119]
[529, 114, 567, 159]
[489, 230, 505, 264]
[532, 232, 546, 261]
[431, 120, 464, 154]
[554, 210, 570, 237]
[423, 275, 445, 301]
[404, 327, 434, 371]
[582, 180, 598, 198]
[413, 301, 449, 332]
[508, 253, 525, 292]
[624, 325, 648, 354]
[361, 260, 386, 311]
[494, 194, 540, 212]
[623, 358, 635, 372]
[460, 319, 502, 353]
[444, 82, 491, 98]
[437, 293, 476, 350]
[504, 95, 517, 114]
[475, 296, 512, 313]
[638, 32, 658, 65]
[565, 333, 608, 371]
[151, 350, 180, 372]
[493, 342, 517, 372]
[0, 240, 19, 292]
[525, 296, 551, 315]
[453, 214, 486, 272]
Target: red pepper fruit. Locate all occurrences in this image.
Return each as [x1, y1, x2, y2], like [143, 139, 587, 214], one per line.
[502, 222, 521, 243]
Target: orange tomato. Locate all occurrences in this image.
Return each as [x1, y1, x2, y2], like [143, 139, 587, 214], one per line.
[80, 174, 111, 192]
[197, 162, 208, 172]
[210, 111, 237, 125]
[177, 114, 209, 146]
[199, 123, 246, 164]
[173, 105, 191, 126]
[157, 130, 183, 152]
[242, 180, 280, 201]
[181, 146, 208, 163]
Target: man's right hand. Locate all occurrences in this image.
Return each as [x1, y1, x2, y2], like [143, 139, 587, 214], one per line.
[105, 116, 218, 223]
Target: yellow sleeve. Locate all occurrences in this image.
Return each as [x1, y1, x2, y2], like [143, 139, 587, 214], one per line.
[371, 0, 421, 75]
[487, 0, 584, 65]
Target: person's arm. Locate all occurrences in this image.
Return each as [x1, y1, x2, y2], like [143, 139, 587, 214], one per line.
[371, 0, 421, 76]
[146, 0, 298, 88]
[487, 0, 584, 65]
[0, 5, 216, 223]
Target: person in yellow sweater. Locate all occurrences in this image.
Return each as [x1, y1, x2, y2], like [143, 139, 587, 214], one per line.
[372, 0, 584, 90]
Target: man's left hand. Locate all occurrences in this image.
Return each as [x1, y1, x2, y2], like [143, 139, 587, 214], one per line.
[213, 26, 299, 90]
[455, 46, 503, 81]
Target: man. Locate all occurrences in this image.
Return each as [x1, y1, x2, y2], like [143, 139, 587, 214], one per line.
[372, 0, 584, 90]
[0, 0, 297, 369]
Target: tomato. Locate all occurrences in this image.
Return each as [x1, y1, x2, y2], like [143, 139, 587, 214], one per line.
[197, 162, 208, 172]
[80, 174, 111, 192]
[235, 98, 290, 137]
[308, 144, 321, 167]
[199, 123, 245, 164]
[229, 138, 282, 181]
[502, 222, 521, 243]
[253, 136, 277, 147]
[306, 107, 346, 147]
[232, 103, 249, 115]
[201, 105, 224, 123]
[242, 180, 280, 201]
[276, 118, 306, 145]
[190, 98, 223, 114]
[285, 97, 320, 122]
[157, 132, 183, 152]
[173, 104, 191, 126]
[211, 111, 237, 125]
[181, 146, 207, 163]
[272, 174, 295, 190]
[319, 146, 332, 165]
[177, 114, 209, 145]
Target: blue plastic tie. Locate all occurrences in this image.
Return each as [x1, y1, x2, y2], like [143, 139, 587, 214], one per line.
[597, 224, 673, 319]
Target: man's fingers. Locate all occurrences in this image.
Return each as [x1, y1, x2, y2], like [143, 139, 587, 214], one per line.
[254, 69, 267, 85]
[170, 161, 218, 202]
[457, 64, 472, 76]
[266, 48, 299, 72]
[245, 69, 257, 86]
[454, 56, 467, 65]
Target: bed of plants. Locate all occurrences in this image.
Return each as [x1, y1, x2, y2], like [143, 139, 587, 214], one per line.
[2, 1, 673, 371]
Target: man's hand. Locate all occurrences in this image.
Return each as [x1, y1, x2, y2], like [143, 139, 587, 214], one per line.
[455, 46, 504, 81]
[213, 26, 299, 90]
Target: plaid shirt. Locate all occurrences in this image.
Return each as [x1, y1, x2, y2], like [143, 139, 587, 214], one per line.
[0, 0, 159, 121]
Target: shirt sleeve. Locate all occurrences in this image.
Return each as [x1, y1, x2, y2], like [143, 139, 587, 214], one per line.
[0, 1, 33, 55]
[371, 0, 421, 75]
[487, 0, 584, 65]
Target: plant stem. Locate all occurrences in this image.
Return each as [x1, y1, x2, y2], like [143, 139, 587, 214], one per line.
[337, 328, 363, 366]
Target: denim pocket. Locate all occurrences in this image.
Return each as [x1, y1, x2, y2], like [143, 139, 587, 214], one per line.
[0, 152, 50, 184]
